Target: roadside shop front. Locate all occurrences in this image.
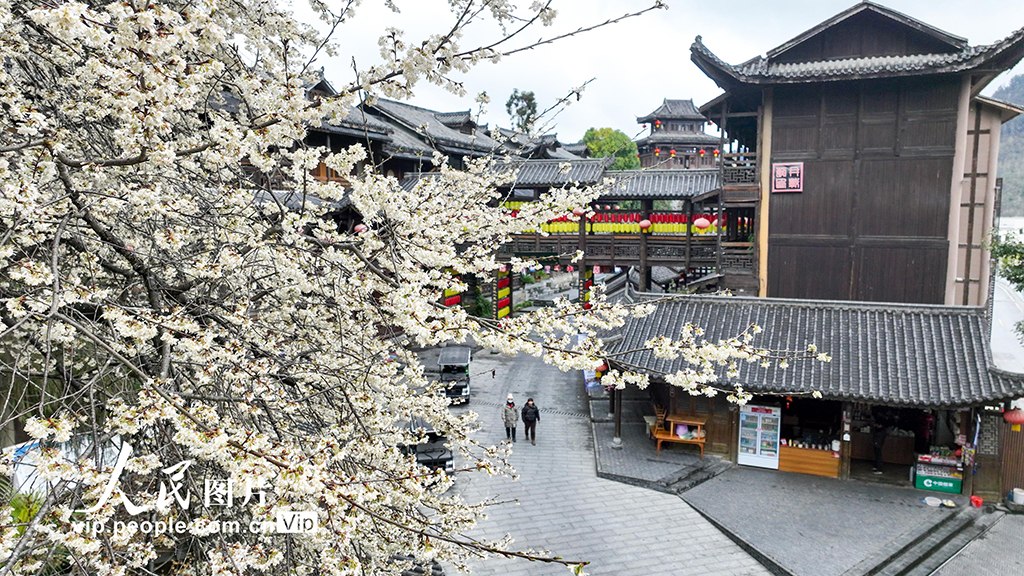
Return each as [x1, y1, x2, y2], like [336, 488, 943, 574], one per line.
[608, 291, 1024, 499]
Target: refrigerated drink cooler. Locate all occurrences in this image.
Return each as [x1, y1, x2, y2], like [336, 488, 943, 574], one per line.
[738, 405, 782, 469]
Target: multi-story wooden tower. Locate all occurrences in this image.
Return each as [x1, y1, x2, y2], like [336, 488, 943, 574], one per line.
[691, 1, 1024, 305]
[636, 99, 721, 170]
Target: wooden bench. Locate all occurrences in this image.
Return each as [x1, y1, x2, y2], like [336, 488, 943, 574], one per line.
[652, 427, 705, 457]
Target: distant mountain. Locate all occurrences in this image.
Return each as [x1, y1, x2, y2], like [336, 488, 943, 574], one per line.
[994, 75, 1024, 217]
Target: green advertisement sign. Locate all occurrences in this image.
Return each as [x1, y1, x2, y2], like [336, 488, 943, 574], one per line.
[915, 474, 962, 494]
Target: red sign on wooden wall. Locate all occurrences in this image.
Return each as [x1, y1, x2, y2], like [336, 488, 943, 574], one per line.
[771, 162, 804, 193]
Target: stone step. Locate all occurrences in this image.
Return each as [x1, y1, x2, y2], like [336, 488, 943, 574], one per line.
[656, 457, 733, 494]
[900, 509, 1003, 576]
[867, 507, 1003, 576]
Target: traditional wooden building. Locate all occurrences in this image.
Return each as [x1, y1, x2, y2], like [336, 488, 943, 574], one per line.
[635, 99, 721, 170]
[691, 1, 1024, 305]
[607, 288, 1024, 500]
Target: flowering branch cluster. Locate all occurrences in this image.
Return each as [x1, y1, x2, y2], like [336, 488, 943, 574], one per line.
[0, 0, 820, 575]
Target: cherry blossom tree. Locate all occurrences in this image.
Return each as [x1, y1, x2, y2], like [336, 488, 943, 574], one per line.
[0, 0, 825, 575]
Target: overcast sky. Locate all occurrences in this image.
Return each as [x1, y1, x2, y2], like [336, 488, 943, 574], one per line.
[299, 0, 1024, 143]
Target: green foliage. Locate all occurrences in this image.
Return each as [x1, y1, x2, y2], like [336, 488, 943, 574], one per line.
[505, 89, 538, 133]
[472, 286, 492, 318]
[9, 493, 41, 535]
[582, 127, 640, 170]
[992, 230, 1024, 340]
[521, 274, 535, 284]
[993, 231, 1024, 291]
[993, 75, 1024, 216]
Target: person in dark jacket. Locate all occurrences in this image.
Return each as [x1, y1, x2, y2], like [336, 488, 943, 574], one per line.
[521, 398, 540, 445]
[502, 394, 518, 442]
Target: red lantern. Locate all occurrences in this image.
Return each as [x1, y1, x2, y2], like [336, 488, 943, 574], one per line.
[713, 149, 720, 157]
[353, 224, 368, 233]
[567, 265, 574, 272]
[654, 148, 661, 157]
[699, 149, 706, 157]
[654, 120, 661, 127]
[595, 363, 608, 372]
[694, 217, 711, 230]
[670, 149, 676, 157]
[593, 265, 601, 274]
[584, 302, 593, 310]
[1005, 409, 1024, 425]
[614, 205, 620, 210]
[604, 205, 611, 210]
[573, 207, 586, 217]
[639, 219, 652, 230]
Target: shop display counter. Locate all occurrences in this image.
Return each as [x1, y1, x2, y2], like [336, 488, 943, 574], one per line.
[779, 445, 841, 478]
[914, 455, 962, 494]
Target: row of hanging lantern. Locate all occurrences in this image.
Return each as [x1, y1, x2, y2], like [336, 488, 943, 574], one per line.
[532, 210, 734, 235]
[644, 148, 720, 158]
[502, 202, 750, 236]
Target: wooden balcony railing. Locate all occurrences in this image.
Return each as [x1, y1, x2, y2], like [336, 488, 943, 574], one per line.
[721, 152, 757, 186]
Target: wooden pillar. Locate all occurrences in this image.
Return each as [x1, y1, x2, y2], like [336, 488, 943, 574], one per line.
[840, 402, 853, 480]
[961, 408, 975, 497]
[578, 204, 587, 302]
[639, 199, 652, 291]
[716, 100, 728, 275]
[613, 386, 623, 448]
[757, 88, 774, 297]
[685, 200, 694, 274]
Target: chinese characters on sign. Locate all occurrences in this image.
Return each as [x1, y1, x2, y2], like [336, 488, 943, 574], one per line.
[771, 162, 804, 193]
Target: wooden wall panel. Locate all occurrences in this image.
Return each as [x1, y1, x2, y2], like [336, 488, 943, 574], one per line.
[854, 244, 948, 303]
[854, 158, 952, 238]
[771, 160, 853, 236]
[1001, 422, 1024, 498]
[771, 11, 961, 64]
[767, 77, 957, 303]
[768, 244, 851, 300]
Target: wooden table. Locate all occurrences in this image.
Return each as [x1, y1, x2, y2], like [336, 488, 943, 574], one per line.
[653, 414, 707, 457]
[665, 414, 707, 436]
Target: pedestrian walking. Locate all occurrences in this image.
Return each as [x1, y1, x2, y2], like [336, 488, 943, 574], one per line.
[521, 398, 540, 445]
[871, 411, 888, 475]
[502, 394, 518, 443]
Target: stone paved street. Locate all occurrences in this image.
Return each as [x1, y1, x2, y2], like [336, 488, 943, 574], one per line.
[433, 349, 768, 576]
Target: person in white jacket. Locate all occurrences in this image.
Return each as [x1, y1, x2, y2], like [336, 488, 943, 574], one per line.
[502, 394, 518, 443]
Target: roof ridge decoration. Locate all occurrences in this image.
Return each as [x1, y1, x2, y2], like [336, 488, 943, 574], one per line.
[637, 98, 707, 123]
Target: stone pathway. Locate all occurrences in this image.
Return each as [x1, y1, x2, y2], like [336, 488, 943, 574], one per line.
[445, 351, 769, 576]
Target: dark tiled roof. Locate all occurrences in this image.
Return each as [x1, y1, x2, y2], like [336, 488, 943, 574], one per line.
[255, 189, 351, 211]
[435, 110, 472, 127]
[368, 98, 503, 155]
[508, 158, 611, 186]
[635, 131, 722, 147]
[627, 266, 685, 288]
[492, 128, 581, 159]
[637, 99, 707, 124]
[603, 169, 719, 199]
[606, 290, 1024, 408]
[562, 142, 590, 155]
[317, 108, 394, 139]
[691, 11, 1024, 85]
[398, 158, 612, 191]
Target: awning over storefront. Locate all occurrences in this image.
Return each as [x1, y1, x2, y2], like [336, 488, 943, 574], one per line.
[606, 287, 1024, 408]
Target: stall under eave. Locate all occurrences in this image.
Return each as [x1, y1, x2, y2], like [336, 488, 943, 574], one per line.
[603, 289, 1024, 497]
